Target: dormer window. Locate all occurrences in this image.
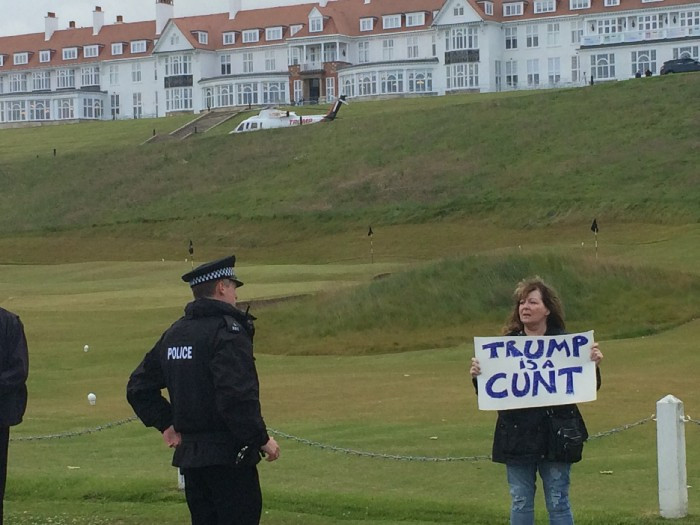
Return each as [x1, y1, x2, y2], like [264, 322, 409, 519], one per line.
[534, 0, 556, 13]
[112, 43, 124, 55]
[406, 12, 425, 27]
[484, 2, 494, 15]
[503, 2, 524, 15]
[242, 29, 259, 43]
[197, 32, 208, 44]
[130, 40, 147, 53]
[570, 0, 591, 9]
[14, 52, 29, 65]
[309, 16, 323, 32]
[360, 18, 374, 31]
[223, 32, 236, 45]
[266, 27, 283, 40]
[290, 24, 303, 36]
[84, 45, 99, 58]
[382, 14, 401, 29]
[604, 0, 620, 6]
[0, 55, 4, 67]
[39, 50, 51, 63]
[62, 47, 78, 60]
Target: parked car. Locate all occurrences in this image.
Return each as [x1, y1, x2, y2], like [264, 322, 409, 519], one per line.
[660, 58, 700, 75]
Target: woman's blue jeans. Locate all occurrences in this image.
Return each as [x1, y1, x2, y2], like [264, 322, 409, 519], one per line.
[506, 461, 574, 525]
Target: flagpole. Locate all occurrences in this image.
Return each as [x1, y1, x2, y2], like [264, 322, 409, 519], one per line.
[595, 231, 598, 260]
[367, 226, 374, 264]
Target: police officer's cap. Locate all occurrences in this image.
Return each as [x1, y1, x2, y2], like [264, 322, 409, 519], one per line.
[181, 255, 244, 288]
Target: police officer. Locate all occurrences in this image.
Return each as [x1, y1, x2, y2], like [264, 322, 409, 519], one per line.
[127, 255, 280, 525]
[0, 307, 29, 525]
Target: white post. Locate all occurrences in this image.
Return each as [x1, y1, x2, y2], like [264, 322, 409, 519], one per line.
[656, 395, 688, 519]
[177, 468, 186, 491]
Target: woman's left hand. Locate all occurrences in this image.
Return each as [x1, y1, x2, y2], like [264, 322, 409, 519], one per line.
[590, 342, 603, 366]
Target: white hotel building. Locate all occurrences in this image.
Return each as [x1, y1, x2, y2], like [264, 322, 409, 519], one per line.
[0, 0, 697, 125]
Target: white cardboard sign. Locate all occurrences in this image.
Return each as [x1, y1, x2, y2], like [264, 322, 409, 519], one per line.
[474, 331, 597, 411]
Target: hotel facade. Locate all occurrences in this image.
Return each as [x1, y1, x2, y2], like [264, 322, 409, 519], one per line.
[0, 0, 698, 125]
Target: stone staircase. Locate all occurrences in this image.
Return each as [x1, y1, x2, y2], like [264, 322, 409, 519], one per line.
[144, 109, 242, 144]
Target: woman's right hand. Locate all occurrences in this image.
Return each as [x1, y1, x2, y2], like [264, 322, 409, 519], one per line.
[470, 357, 481, 378]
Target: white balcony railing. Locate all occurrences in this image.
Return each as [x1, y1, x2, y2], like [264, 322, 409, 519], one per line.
[581, 26, 700, 46]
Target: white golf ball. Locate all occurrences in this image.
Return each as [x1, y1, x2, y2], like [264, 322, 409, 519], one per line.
[87, 393, 97, 405]
[84, 345, 89, 352]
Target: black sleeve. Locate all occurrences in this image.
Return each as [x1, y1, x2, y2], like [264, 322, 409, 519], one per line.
[126, 337, 173, 433]
[210, 331, 269, 448]
[596, 366, 602, 391]
[0, 313, 29, 395]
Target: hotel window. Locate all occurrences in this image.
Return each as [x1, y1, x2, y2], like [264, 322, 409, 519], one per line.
[446, 63, 478, 89]
[358, 41, 369, 63]
[223, 32, 236, 45]
[133, 92, 142, 118]
[112, 43, 123, 55]
[131, 41, 147, 53]
[266, 27, 282, 40]
[9, 73, 27, 92]
[406, 13, 425, 27]
[505, 60, 518, 87]
[198, 32, 208, 45]
[33, 71, 50, 90]
[58, 98, 74, 119]
[534, 0, 556, 13]
[503, 3, 523, 16]
[382, 39, 394, 60]
[679, 11, 700, 27]
[570, 0, 591, 9]
[571, 20, 584, 43]
[604, 0, 620, 6]
[597, 19, 623, 33]
[309, 17, 323, 32]
[326, 77, 335, 100]
[81, 66, 100, 86]
[548, 57, 561, 83]
[290, 24, 303, 36]
[484, 2, 494, 15]
[454, 5, 465, 16]
[132, 62, 142, 83]
[547, 23, 560, 46]
[13, 53, 29, 65]
[407, 37, 419, 58]
[673, 45, 699, 59]
[631, 50, 656, 75]
[505, 27, 518, 49]
[526, 26, 539, 47]
[30, 100, 50, 120]
[0, 55, 6, 66]
[571, 55, 581, 82]
[265, 50, 276, 71]
[242, 30, 259, 43]
[527, 59, 540, 85]
[221, 54, 232, 75]
[360, 18, 374, 31]
[383, 15, 401, 29]
[165, 55, 191, 76]
[243, 52, 253, 73]
[84, 45, 99, 58]
[109, 65, 119, 85]
[39, 50, 51, 63]
[62, 48, 78, 60]
[57, 68, 75, 88]
[591, 53, 615, 79]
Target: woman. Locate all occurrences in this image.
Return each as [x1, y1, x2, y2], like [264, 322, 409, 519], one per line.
[470, 277, 603, 525]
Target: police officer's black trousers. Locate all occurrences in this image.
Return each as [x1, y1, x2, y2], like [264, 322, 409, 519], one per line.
[0, 426, 10, 525]
[181, 464, 262, 525]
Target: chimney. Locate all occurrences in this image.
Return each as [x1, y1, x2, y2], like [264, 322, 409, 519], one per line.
[364, 0, 371, 4]
[93, 6, 104, 35]
[229, 0, 242, 19]
[320, 0, 328, 6]
[69, 21, 76, 29]
[156, 0, 174, 35]
[45, 12, 58, 41]
[116, 15, 123, 23]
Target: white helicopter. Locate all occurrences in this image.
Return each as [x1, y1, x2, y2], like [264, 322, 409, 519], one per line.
[230, 96, 346, 134]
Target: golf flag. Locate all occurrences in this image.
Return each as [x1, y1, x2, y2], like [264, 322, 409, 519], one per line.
[188, 239, 194, 255]
[590, 219, 599, 233]
[368, 226, 374, 236]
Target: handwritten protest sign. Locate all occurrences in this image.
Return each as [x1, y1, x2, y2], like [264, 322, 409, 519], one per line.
[473, 331, 597, 411]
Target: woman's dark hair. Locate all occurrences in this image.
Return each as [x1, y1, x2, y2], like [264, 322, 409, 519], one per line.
[502, 276, 565, 335]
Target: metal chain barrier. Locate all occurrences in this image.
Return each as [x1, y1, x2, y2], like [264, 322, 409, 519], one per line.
[587, 414, 655, 440]
[686, 415, 700, 427]
[9, 416, 138, 442]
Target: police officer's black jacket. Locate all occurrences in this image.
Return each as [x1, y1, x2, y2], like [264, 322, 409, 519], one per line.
[474, 328, 601, 465]
[127, 298, 269, 468]
[0, 307, 29, 428]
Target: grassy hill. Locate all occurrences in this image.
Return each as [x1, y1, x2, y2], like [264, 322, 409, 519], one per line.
[0, 74, 698, 255]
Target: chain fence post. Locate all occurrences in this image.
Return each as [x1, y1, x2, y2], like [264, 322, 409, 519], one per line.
[656, 394, 688, 519]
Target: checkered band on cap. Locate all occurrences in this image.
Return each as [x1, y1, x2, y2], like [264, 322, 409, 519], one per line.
[189, 266, 233, 286]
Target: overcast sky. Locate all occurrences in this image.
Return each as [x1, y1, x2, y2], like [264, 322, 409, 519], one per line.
[0, 0, 307, 37]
